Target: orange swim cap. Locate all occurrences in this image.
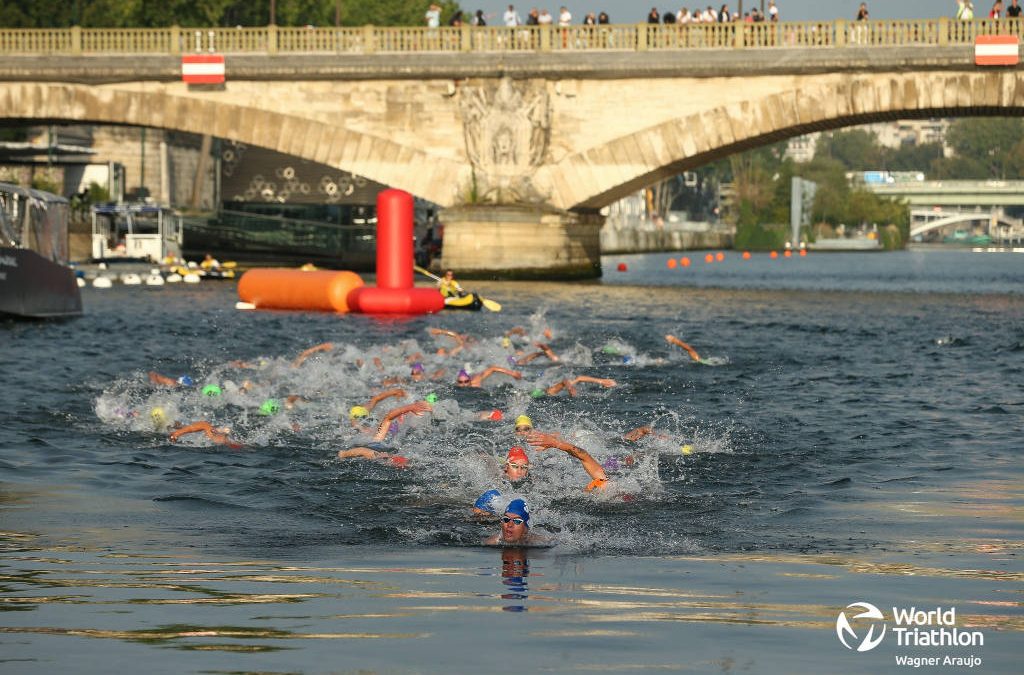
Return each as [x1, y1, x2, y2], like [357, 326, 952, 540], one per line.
[506, 446, 529, 465]
[389, 455, 409, 468]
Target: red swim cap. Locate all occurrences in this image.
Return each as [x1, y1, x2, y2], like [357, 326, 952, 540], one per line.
[506, 446, 529, 464]
[389, 455, 410, 468]
[489, 409, 503, 421]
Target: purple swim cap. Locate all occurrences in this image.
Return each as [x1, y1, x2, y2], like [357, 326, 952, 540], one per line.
[411, 362, 424, 373]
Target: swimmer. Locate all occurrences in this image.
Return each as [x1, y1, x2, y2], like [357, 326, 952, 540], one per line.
[468, 447, 533, 509]
[484, 498, 549, 546]
[457, 366, 523, 388]
[292, 342, 333, 368]
[545, 375, 617, 397]
[526, 430, 608, 491]
[664, 335, 702, 362]
[513, 415, 533, 436]
[168, 421, 243, 449]
[429, 328, 468, 357]
[363, 387, 408, 413]
[515, 343, 560, 365]
[148, 371, 193, 388]
[336, 401, 433, 463]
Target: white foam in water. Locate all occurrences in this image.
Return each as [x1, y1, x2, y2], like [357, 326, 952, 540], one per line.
[93, 326, 735, 551]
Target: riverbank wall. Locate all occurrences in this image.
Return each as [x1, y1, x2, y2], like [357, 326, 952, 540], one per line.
[600, 225, 734, 254]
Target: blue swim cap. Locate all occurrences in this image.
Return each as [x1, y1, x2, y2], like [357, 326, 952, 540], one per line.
[474, 489, 502, 514]
[177, 375, 194, 387]
[505, 498, 530, 526]
[622, 355, 633, 364]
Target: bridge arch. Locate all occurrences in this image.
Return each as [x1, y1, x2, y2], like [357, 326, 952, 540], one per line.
[550, 71, 1024, 211]
[0, 81, 466, 206]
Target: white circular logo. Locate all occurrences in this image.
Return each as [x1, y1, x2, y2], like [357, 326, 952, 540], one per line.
[836, 602, 887, 652]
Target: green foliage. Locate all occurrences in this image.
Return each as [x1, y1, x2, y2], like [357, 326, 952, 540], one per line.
[734, 220, 788, 251]
[31, 172, 61, 194]
[0, 0, 465, 28]
[815, 129, 883, 169]
[945, 117, 1024, 179]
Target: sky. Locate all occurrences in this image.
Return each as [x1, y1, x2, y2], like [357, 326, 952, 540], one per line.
[467, 1, 953, 23]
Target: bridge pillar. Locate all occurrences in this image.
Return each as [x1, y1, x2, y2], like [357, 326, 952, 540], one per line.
[439, 206, 603, 280]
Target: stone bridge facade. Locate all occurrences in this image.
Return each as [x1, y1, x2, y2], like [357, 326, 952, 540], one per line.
[1, 47, 1021, 276]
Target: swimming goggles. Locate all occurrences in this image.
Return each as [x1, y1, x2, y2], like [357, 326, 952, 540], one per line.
[501, 516, 525, 525]
[514, 425, 532, 433]
[505, 462, 529, 470]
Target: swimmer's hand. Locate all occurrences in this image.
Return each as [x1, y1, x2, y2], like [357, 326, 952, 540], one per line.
[525, 431, 566, 452]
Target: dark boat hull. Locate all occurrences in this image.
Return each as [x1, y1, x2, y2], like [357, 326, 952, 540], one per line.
[0, 247, 83, 319]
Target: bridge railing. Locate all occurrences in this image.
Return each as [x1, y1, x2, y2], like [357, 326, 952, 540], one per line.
[0, 19, 1021, 55]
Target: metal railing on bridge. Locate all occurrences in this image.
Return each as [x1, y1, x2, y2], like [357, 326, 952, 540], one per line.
[0, 19, 1021, 55]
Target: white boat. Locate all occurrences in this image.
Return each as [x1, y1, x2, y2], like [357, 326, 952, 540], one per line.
[91, 203, 182, 263]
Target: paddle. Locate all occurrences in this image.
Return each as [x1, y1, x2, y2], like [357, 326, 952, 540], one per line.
[414, 265, 501, 312]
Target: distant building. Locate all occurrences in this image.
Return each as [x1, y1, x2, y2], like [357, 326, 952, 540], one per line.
[784, 118, 953, 163]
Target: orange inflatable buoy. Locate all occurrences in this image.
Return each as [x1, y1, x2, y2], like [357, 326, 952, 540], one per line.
[799, 249, 807, 257]
[667, 258, 677, 269]
[742, 251, 751, 260]
[617, 262, 628, 272]
[784, 249, 792, 258]
[681, 257, 691, 267]
[770, 251, 779, 259]
[238, 269, 364, 313]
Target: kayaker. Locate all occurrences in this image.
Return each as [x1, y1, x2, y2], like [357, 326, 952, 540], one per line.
[437, 269, 466, 298]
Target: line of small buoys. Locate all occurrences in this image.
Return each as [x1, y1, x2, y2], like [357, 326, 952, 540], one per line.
[618, 247, 811, 272]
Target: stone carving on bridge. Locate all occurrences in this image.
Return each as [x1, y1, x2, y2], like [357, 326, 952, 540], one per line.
[459, 77, 550, 205]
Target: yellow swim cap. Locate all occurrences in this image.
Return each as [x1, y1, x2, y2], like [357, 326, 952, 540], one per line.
[680, 444, 694, 455]
[514, 415, 533, 429]
[150, 407, 167, 429]
[349, 405, 369, 419]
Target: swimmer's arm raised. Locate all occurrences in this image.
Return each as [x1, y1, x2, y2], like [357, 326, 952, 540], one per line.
[292, 342, 333, 368]
[471, 366, 523, 386]
[665, 335, 701, 362]
[372, 401, 432, 440]
[526, 431, 607, 483]
[365, 388, 407, 412]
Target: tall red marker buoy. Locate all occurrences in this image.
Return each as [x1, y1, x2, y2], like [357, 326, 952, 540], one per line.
[347, 189, 445, 314]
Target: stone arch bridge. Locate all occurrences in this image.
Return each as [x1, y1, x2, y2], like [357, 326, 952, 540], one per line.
[2, 41, 1022, 276]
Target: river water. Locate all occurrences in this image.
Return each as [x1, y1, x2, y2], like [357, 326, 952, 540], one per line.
[1, 249, 1021, 673]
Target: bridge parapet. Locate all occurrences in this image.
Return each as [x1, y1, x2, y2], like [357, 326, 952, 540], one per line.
[0, 19, 1021, 56]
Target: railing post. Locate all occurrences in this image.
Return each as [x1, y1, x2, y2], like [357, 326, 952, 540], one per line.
[637, 23, 648, 51]
[267, 23, 278, 53]
[169, 25, 180, 54]
[835, 19, 847, 46]
[540, 24, 551, 51]
[461, 23, 471, 51]
[70, 26, 82, 54]
[733, 22, 744, 48]
[363, 24, 375, 53]
[938, 16, 949, 45]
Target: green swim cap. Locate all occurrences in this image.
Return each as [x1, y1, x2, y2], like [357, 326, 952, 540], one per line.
[201, 384, 222, 397]
[258, 398, 281, 416]
[530, 388, 546, 398]
[425, 393, 439, 404]
[602, 344, 620, 355]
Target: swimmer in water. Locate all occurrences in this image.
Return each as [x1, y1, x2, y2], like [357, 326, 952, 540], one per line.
[526, 430, 608, 491]
[168, 421, 243, 449]
[470, 447, 532, 516]
[545, 375, 617, 397]
[292, 342, 333, 368]
[514, 343, 560, 365]
[484, 498, 549, 546]
[513, 415, 534, 436]
[664, 335, 702, 362]
[456, 366, 523, 387]
[429, 328, 468, 357]
[336, 401, 433, 465]
[363, 387, 408, 413]
[148, 372, 193, 388]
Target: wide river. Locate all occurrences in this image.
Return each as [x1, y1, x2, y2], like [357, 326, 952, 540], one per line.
[1, 248, 1021, 673]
